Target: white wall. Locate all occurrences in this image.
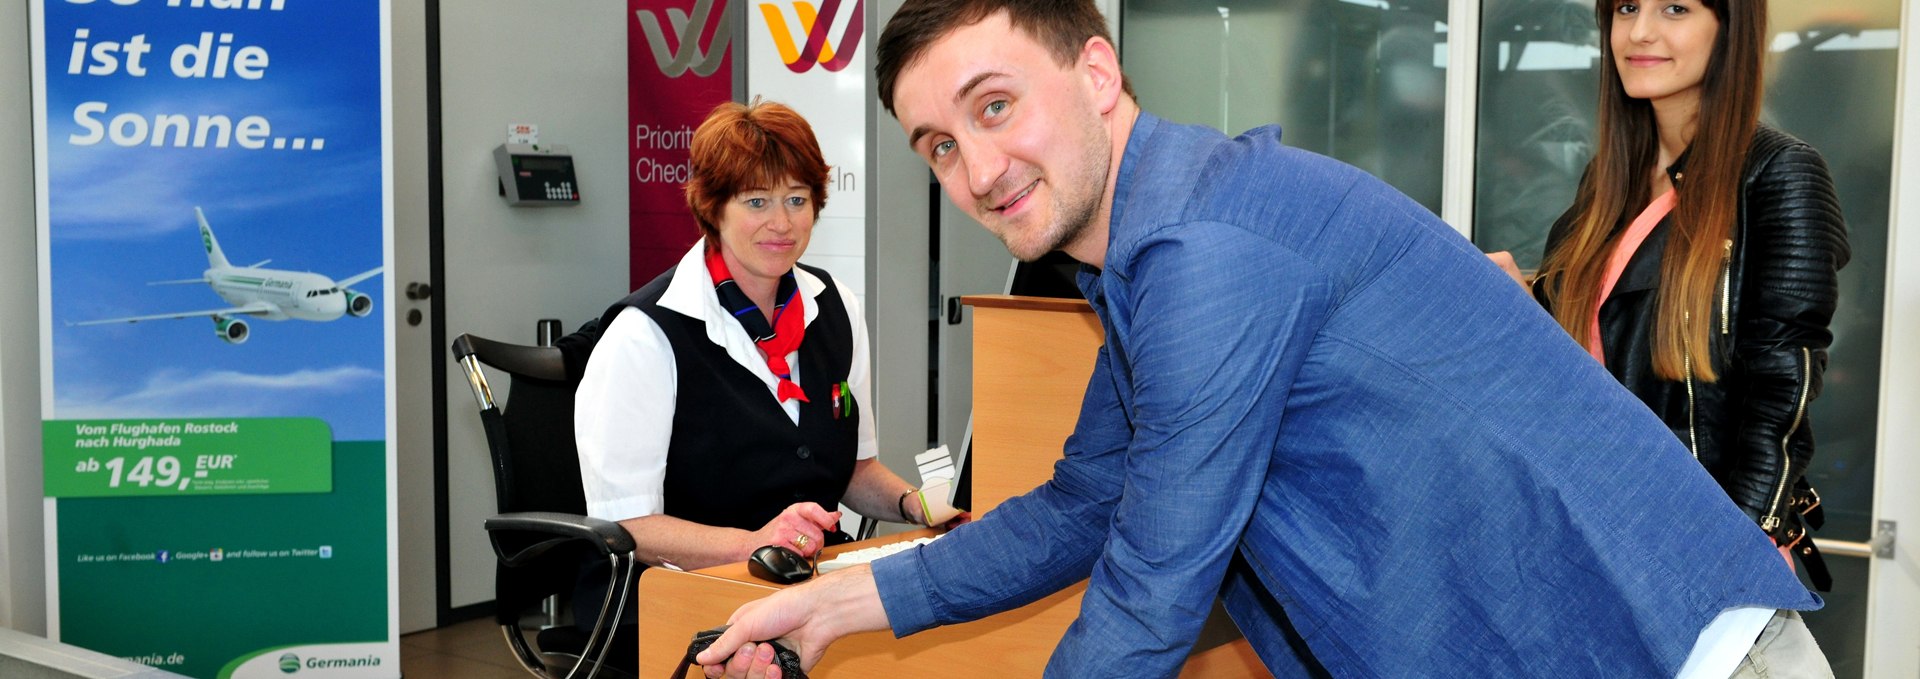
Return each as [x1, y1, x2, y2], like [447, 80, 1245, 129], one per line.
[867, 0, 932, 516]
[0, 0, 47, 636]
[435, 0, 631, 611]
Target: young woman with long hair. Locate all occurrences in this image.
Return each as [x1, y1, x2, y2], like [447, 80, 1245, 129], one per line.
[1506, 0, 1849, 594]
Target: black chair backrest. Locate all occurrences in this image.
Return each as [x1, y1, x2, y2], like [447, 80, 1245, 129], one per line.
[454, 330, 611, 630]
[451, 333, 587, 517]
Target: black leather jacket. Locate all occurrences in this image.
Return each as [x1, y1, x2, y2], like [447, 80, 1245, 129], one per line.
[1535, 126, 1850, 553]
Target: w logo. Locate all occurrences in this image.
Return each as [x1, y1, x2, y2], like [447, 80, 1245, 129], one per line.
[636, 0, 736, 78]
[758, 0, 863, 73]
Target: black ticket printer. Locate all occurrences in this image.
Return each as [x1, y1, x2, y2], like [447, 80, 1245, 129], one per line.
[495, 143, 581, 206]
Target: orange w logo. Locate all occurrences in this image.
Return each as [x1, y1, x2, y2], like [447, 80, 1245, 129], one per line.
[636, 0, 736, 78]
[758, 0, 863, 73]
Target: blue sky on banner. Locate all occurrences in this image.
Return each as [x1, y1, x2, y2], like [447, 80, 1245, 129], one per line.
[44, 1, 385, 441]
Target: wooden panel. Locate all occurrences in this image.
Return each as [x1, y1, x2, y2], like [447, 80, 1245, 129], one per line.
[959, 294, 1094, 314]
[968, 302, 1104, 514]
[638, 566, 1092, 678]
[634, 298, 1267, 677]
[637, 554, 1265, 677]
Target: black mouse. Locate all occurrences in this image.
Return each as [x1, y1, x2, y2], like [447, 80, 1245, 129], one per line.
[747, 545, 814, 585]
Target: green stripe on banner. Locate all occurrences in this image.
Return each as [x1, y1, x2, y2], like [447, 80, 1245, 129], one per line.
[43, 418, 333, 498]
[55, 441, 388, 679]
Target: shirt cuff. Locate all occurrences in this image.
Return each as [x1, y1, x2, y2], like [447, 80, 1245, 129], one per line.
[585, 494, 662, 522]
[871, 547, 939, 638]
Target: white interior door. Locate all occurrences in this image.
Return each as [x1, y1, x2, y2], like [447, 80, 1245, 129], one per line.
[390, 0, 437, 634]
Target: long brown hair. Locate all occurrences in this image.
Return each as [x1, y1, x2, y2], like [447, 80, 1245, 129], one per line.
[1538, 0, 1766, 381]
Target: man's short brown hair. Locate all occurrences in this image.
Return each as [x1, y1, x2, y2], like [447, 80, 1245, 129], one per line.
[683, 100, 830, 242]
[875, 0, 1133, 116]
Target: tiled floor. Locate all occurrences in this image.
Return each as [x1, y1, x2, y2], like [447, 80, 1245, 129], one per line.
[400, 616, 532, 679]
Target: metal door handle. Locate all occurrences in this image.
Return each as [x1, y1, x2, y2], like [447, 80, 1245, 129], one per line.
[1812, 520, 1896, 559]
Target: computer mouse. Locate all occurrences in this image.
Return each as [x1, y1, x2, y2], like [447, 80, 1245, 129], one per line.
[747, 545, 814, 585]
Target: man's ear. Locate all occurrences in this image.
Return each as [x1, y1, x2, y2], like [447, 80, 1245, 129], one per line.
[1080, 36, 1124, 115]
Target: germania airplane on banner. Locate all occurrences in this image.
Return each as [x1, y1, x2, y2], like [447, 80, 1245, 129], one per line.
[75, 207, 383, 344]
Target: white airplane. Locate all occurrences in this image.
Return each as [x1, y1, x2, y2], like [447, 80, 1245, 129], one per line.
[75, 207, 383, 344]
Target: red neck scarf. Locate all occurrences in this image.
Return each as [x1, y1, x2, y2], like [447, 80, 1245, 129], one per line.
[705, 249, 809, 403]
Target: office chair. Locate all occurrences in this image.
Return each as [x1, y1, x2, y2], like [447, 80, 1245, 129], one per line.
[452, 331, 634, 679]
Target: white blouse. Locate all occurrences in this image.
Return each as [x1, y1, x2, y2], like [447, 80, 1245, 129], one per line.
[573, 240, 877, 522]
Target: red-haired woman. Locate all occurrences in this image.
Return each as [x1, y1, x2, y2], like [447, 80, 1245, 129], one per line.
[576, 100, 932, 568]
[1502, 0, 1848, 597]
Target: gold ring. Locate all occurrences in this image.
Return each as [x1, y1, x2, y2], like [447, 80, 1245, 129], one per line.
[793, 534, 809, 549]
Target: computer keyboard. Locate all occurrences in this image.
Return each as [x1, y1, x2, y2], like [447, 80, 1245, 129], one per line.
[817, 535, 942, 573]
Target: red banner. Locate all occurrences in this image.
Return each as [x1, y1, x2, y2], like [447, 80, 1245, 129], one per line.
[629, 0, 736, 289]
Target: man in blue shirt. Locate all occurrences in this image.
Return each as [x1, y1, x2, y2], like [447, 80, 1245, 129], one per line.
[697, 1, 1828, 677]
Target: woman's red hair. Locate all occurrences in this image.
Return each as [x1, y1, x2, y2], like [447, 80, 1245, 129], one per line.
[684, 100, 831, 242]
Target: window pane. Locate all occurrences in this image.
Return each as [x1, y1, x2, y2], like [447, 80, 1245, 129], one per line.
[1472, 0, 1598, 269]
[1123, 0, 1449, 213]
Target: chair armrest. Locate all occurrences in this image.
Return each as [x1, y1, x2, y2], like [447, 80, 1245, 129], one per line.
[484, 511, 635, 568]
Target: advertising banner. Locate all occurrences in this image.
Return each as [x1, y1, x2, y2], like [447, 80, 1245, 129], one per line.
[630, 0, 738, 288]
[29, 1, 397, 677]
[746, 0, 867, 298]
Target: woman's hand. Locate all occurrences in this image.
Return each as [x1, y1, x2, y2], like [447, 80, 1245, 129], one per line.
[1486, 251, 1529, 288]
[752, 502, 841, 558]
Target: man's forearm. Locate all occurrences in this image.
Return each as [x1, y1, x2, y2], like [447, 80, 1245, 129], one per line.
[812, 566, 893, 641]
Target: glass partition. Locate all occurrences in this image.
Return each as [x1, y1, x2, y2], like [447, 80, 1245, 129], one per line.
[1472, 0, 1599, 269]
[1123, 0, 1450, 213]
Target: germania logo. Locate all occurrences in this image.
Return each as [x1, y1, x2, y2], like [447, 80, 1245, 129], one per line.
[635, 0, 736, 78]
[758, 0, 863, 73]
[278, 653, 299, 673]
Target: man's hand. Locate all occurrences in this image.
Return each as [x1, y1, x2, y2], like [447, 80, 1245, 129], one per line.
[753, 502, 841, 558]
[1485, 251, 1529, 288]
[697, 565, 891, 678]
[707, 642, 788, 679]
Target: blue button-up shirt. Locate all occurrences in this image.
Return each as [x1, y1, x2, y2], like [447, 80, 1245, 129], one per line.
[872, 113, 1817, 678]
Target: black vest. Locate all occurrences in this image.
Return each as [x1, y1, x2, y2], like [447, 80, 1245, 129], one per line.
[599, 263, 860, 532]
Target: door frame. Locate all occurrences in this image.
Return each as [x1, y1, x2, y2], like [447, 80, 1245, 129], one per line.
[1865, 0, 1920, 672]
